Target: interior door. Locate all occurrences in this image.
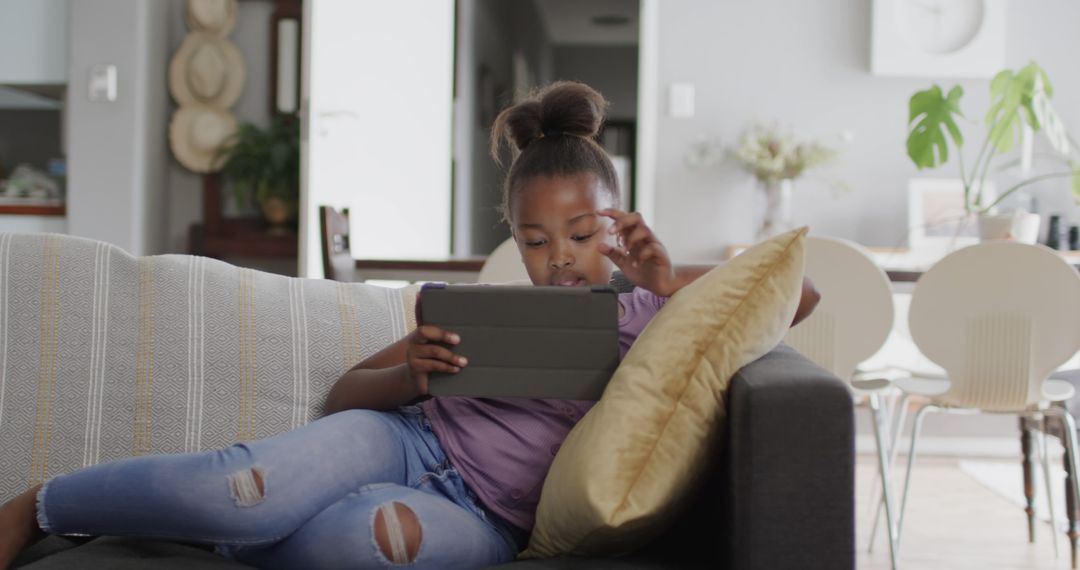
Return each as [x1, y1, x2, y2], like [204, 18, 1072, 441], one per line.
[300, 0, 455, 278]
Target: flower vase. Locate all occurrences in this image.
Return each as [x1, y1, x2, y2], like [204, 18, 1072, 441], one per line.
[757, 179, 793, 240]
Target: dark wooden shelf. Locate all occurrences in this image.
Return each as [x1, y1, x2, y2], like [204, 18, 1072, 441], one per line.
[354, 257, 485, 272]
[0, 204, 65, 216]
[189, 222, 297, 258]
[189, 172, 297, 259]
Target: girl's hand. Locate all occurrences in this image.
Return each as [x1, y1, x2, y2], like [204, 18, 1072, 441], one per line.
[405, 325, 467, 395]
[598, 208, 678, 297]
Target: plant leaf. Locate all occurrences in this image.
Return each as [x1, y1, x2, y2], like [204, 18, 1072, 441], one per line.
[986, 70, 1022, 154]
[1029, 70, 1071, 156]
[213, 118, 301, 208]
[907, 85, 964, 169]
[984, 62, 1066, 156]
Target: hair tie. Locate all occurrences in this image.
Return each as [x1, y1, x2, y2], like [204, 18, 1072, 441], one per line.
[543, 128, 563, 138]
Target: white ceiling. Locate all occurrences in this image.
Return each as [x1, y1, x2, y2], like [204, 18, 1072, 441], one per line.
[531, 0, 639, 46]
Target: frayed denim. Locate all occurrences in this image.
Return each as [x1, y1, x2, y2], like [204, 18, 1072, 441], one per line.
[37, 406, 524, 569]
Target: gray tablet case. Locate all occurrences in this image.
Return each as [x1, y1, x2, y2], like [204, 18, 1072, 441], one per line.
[420, 283, 619, 400]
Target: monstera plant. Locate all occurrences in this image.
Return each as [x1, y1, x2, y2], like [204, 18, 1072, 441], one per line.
[906, 62, 1080, 215]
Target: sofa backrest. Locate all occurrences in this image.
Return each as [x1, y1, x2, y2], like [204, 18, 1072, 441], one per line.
[0, 233, 420, 501]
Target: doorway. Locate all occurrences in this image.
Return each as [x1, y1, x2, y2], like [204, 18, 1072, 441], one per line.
[299, 0, 645, 276]
[454, 0, 640, 257]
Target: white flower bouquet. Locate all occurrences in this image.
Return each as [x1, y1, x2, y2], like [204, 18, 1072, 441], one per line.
[732, 124, 837, 185]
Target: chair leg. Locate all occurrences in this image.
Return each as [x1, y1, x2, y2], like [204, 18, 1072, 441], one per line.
[1021, 417, 1037, 542]
[1062, 423, 1079, 570]
[1038, 414, 1062, 557]
[869, 393, 899, 570]
[1045, 407, 1080, 569]
[898, 403, 937, 551]
[869, 392, 910, 554]
[865, 394, 890, 548]
[868, 481, 882, 554]
[888, 393, 911, 474]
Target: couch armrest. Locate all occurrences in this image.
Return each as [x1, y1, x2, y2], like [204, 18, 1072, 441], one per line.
[724, 343, 854, 569]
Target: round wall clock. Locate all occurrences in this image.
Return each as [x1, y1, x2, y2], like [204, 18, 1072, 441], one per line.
[872, 0, 1005, 78]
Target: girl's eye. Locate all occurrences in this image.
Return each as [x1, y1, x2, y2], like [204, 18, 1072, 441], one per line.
[525, 240, 546, 248]
[572, 232, 597, 242]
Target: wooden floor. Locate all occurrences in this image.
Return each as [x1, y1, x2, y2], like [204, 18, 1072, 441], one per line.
[856, 455, 1071, 569]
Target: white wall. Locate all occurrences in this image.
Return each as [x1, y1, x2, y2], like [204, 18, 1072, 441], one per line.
[643, 0, 1080, 261]
[66, 0, 170, 256]
[135, 0, 170, 258]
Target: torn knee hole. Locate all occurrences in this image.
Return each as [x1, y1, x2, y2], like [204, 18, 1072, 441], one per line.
[374, 501, 422, 564]
[228, 467, 266, 507]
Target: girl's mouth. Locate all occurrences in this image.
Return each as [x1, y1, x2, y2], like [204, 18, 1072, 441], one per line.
[551, 275, 586, 287]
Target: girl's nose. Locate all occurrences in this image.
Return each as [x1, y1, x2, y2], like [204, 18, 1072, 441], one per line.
[549, 255, 574, 269]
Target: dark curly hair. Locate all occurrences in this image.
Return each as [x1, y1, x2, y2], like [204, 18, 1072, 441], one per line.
[489, 81, 620, 223]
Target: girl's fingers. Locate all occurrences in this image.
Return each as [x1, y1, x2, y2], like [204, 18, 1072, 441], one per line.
[599, 240, 628, 259]
[415, 344, 468, 367]
[598, 207, 627, 221]
[607, 212, 644, 237]
[624, 226, 655, 253]
[598, 241, 631, 266]
[414, 325, 460, 345]
[638, 244, 666, 265]
[414, 358, 461, 374]
[597, 209, 622, 235]
[598, 208, 633, 234]
[598, 209, 668, 271]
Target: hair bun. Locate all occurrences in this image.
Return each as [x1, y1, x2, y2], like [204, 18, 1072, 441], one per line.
[538, 81, 607, 139]
[490, 81, 609, 163]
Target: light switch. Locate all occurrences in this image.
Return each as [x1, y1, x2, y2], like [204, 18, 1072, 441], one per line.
[88, 65, 117, 102]
[669, 83, 695, 118]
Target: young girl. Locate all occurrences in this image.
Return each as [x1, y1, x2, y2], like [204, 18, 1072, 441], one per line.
[0, 81, 818, 569]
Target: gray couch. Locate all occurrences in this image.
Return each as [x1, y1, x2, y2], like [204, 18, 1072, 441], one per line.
[14, 344, 854, 570]
[2, 233, 853, 569]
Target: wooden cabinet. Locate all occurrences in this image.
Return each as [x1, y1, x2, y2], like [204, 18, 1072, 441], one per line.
[188, 174, 297, 259]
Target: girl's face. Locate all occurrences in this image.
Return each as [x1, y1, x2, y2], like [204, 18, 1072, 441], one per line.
[510, 173, 617, 287]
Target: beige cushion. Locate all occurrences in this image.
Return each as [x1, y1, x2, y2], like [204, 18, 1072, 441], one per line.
[523, 227, 807, 557]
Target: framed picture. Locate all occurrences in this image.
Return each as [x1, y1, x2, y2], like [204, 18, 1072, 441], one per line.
[907, 177, 994, 247]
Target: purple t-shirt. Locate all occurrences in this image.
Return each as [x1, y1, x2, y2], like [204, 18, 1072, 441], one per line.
[420, 287, 667, 532]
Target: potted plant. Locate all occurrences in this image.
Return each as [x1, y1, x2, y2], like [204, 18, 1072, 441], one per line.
[906, 62, 1080, 242]
[215, 116, 300, 232]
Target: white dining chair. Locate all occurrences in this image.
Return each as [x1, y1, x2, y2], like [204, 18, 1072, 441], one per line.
[897, 241, 1080, 561]
[478, 237, 530, 284]
[784, 236, 901, 569]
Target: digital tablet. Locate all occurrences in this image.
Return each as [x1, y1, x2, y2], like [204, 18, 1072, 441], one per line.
[419, 283, 620, 400]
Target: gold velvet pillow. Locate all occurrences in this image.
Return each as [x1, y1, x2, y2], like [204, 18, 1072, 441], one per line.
[523, 228, 807, 558]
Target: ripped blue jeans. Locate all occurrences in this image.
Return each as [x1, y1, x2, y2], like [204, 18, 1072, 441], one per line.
[35, 406, 525, 569]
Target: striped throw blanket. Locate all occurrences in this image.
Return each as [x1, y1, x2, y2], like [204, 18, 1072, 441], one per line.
[0, 233, 420, 501]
